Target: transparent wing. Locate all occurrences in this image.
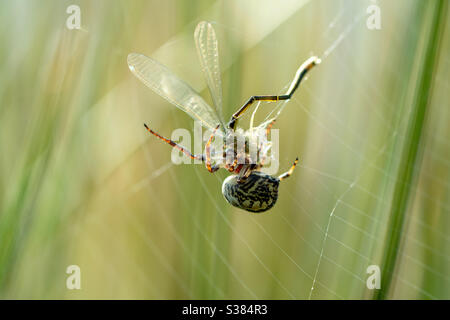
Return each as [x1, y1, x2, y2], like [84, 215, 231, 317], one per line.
[127, 53, 224, 134]
[194, 21, 225, 125]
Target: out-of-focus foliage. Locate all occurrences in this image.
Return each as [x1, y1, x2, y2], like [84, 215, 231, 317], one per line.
[0, 0, 448, 299]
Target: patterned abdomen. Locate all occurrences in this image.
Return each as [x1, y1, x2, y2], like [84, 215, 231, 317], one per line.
[222, 171, 280, 213]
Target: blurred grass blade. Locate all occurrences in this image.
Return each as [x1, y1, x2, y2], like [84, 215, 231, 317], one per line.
[374, 0, 447, 300]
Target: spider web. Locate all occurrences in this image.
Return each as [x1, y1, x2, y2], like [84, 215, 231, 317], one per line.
[92, 0, 449, 299]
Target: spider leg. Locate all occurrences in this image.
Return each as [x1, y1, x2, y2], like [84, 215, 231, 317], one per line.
[236, 164, 257, 183]
[144, 123, 204, 161]
[205, 125, 220, 173]
[228, 56, 320, 130]
[227, 158, 238, 172]
[222, 149, 239, 173]
[279, 157, 299, 181]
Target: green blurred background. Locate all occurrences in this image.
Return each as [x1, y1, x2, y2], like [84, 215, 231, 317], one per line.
[0, 0, 448, 299]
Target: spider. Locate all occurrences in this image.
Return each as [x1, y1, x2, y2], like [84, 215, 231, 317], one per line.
[128, 21, 320, 213]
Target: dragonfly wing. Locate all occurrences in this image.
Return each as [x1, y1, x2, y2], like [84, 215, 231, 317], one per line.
[128, 53, 224, 134]
[194, 21, 225, 125]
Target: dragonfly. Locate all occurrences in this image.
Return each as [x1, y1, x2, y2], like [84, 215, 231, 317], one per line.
[127, 21, 320, 213]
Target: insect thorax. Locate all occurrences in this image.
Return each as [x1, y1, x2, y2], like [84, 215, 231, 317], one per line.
[209, 127, 272, 167]
[222, 171, 280, 213]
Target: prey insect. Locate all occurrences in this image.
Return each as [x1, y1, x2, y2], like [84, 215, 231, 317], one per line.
[128, 21, 320, 212]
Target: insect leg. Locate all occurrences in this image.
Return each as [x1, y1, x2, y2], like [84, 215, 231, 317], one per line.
[228, 95, 279, 130]
[228, 56, 320, 130]
[279, 157, 299, 181]
[265, 119, 276, 137]
[205, 125, 220, 173]
[144, 123, 204, 161]
[256, 119, 276, 167]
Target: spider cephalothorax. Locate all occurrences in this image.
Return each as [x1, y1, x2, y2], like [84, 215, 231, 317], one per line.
[128, 21, 319, 213]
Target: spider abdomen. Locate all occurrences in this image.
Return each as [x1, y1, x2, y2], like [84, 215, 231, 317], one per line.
[222, 171, 280, 213]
